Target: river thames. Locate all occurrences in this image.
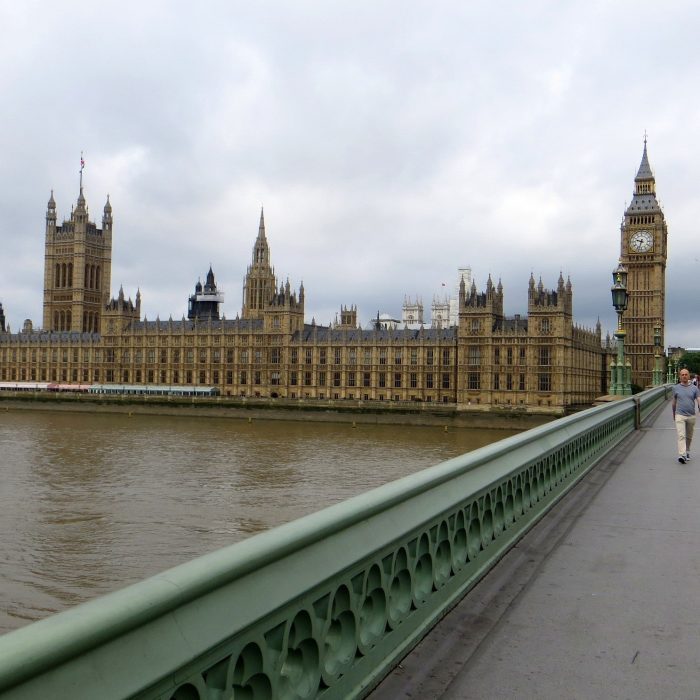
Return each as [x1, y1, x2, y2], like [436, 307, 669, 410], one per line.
[0, 408, 519, 634]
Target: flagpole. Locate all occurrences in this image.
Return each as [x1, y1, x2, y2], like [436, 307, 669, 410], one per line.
[79, 151, 84, 190]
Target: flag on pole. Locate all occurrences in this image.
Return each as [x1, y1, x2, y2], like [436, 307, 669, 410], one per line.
[80, 155, 85, 171]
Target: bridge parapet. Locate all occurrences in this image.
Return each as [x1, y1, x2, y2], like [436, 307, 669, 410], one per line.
[0, 387, 669, 699]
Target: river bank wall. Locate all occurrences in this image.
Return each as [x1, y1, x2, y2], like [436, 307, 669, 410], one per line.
[0, 393, 555, 430]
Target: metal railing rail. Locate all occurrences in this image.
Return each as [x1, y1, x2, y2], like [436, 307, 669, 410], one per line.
[0, 386, 670, 700]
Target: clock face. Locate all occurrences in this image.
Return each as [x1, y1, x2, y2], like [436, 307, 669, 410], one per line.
[629, 230, 653, 253]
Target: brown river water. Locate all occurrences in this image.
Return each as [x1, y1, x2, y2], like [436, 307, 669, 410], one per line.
[0, 408, 518, 634]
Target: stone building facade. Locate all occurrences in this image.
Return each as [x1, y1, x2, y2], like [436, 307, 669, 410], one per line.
[42, 187, 112, 333]
[0, 188, 610, 415]
[618, 139, 668, 387]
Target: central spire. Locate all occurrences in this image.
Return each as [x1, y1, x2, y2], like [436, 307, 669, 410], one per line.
[258, 206, 266, 239]
[635, 137, 653, 181]
[252, 206, 269, 266]
[242, 209, 277, 319]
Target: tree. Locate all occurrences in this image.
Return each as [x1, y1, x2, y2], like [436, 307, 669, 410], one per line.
[678, 351, 700, 375]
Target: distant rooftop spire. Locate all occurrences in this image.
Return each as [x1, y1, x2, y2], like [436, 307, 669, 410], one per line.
[635, 135, 653, 181]
[258, 206, 266, 239]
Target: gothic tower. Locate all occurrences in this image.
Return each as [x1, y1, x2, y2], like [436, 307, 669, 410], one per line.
[619, 139, 667, 387]
[43, 183, 113, 333]
[241, 208, 277, 320]
[188, 266, 224, 321]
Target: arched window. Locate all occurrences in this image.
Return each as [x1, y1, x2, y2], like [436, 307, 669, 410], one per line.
[54, 311, 59, 330]
[56, 263, 61, 288]
[66, 311, 72, 329]
[67, 263, 73, 287]
[95, 266, 101, 291]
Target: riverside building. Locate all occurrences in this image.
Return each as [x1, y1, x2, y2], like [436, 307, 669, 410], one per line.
[0, 171, 636, 415]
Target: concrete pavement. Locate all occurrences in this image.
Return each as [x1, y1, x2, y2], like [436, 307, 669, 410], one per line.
[369, 401, 700, 699]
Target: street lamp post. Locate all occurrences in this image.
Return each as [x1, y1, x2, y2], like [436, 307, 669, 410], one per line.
[610, 262, 632, 396]
[667, 357, 678, 384]
[652, 323, 663, 386]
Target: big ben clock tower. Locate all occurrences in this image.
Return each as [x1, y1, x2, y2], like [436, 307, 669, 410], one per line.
[619, 138, 668, 387]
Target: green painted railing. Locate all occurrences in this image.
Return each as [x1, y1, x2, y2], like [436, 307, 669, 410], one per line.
[0, 386, 670, 700]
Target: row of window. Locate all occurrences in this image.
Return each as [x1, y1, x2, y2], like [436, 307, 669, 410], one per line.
[467, 346, 553, 366]
[282, 371, 452, 389]
[469, 373, 551, 391]
[53, 263, 102, 290]
[1, 346, 459, 367]
[51, 310, 100, 333]
[2, 366, 554, 393]
[286, 348, 452, 365]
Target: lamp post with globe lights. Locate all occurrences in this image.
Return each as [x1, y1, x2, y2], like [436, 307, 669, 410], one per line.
[610, 262, 632, 396]
[652, 323, 664, 386]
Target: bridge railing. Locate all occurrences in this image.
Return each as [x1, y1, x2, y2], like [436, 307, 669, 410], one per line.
[0, 386, 670, 700]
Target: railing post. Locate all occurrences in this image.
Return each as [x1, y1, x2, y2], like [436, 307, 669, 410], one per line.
[634, 397, 641, 429]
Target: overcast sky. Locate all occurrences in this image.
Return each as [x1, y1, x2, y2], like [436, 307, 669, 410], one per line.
[1, 1, 698, 348]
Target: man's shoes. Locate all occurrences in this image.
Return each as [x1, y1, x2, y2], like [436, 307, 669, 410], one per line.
[679, 456, 687, 464]
[686, 453, 692, 461]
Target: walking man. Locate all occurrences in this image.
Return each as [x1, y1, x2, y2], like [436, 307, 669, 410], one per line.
[672, 368, 700, 463]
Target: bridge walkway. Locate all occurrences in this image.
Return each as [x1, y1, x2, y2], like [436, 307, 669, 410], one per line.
[369, 400, 700, 699]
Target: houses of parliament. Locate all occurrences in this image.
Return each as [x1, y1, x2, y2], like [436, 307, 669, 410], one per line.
[0, 144, 667, 415]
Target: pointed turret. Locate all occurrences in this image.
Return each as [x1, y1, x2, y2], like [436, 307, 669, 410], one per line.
[205, 265, 215, 293]
[635, 137, 653, 181]
[242, 209, 277, 319]
[46, 190, 57, 232]
[626, 137, 660, 212]
[252, 207, 269, 265]
[76, 187, 86, 213]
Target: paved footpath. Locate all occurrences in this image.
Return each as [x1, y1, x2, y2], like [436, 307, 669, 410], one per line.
[369, 401, 700, 700]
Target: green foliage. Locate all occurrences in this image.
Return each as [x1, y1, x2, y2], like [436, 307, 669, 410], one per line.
[678, 351, 700, 375]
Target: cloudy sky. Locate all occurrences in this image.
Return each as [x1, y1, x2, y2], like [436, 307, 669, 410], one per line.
[0, 1, 698, 347]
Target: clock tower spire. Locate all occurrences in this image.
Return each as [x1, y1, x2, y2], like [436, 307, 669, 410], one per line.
[619, 137, 668, 387]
